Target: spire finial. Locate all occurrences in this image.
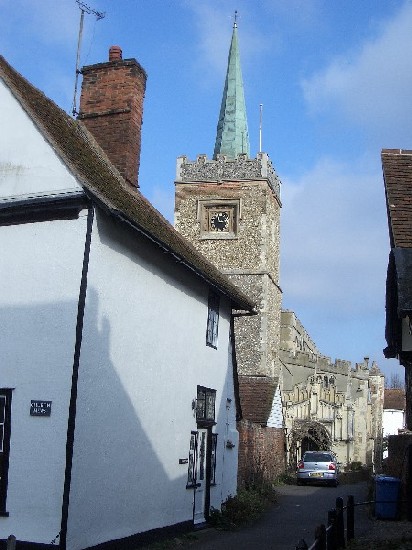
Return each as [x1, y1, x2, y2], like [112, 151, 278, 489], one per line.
[213, 11, 250, 160]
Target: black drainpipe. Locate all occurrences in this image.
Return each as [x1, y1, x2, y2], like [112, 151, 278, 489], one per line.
[60, 205, 94, 549]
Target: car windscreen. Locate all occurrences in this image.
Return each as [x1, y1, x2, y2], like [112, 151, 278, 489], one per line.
[304, 453, 332, 462]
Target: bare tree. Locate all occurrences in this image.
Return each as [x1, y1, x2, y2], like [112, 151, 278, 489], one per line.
[385, 372, 405, 389]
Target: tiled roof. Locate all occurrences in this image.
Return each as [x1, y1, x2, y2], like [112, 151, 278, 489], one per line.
[382, 149, 412, 248]
[384, 388, 405, 410]
[0, 55, 255, 312]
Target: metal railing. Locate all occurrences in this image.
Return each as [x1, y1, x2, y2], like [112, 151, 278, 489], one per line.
[295, 495, 378, 550]
[295, 496, 350, 550]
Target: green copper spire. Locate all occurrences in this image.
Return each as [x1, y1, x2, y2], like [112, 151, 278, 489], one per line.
[213, 15, 250, 160]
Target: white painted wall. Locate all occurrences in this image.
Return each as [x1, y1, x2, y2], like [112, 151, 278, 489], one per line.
[0, 72, 240, 549]
[0, 79, 80, 199]
[267, 385, 283, 428]
[66, 211, 238, 549]
[383, 409, 405, 437]
[0, 214, 88, 544]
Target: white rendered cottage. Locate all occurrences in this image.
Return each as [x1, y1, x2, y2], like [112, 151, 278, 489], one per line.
[383, 389, 406, 457]
[0, 48, 255, 550]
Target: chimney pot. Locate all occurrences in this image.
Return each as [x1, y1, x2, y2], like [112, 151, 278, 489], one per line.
[79, 49, 147, 188]
[109, 45, 123, 61]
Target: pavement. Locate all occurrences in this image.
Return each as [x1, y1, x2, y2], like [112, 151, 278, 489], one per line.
[160, 481, 412, 550]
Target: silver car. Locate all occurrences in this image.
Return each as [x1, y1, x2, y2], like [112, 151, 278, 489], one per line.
[296, 451, 339, 487]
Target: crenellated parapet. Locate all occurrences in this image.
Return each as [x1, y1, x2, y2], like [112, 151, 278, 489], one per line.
[176, 152, 281, 201]
[280, 348, 352, 374]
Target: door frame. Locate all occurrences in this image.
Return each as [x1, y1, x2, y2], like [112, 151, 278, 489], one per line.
[191, 426, 213, 524]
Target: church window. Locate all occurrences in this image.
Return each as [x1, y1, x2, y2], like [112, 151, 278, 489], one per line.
[206, 291, 219, 348]
[0, 389, 12, 516]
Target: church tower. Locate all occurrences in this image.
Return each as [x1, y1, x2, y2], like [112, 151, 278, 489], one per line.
[174, 19, 283, 439]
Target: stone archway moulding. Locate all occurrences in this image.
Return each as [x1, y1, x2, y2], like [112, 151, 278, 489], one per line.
[288, 420, 332, 468]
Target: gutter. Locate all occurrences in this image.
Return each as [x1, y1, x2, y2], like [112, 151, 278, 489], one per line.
[0, 189, 87, 224]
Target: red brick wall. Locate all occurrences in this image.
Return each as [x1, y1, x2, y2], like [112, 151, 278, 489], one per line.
[238, 376, 276, 424]
[237, 419, 285, 488]
[79, 47, 147, 188]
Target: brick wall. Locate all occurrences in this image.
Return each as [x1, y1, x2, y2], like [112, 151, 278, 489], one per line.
[79, 46, 147, 188]
[237, 419, 285, 488]
[238, 375, 276, 424]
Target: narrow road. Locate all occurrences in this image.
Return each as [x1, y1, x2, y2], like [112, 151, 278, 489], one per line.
[186, 482, 371, 549]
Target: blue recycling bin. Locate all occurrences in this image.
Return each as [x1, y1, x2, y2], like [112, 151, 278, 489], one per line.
[375, 475, 401, 519]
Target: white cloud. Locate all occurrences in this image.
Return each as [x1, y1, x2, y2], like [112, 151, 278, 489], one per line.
[0, 0, 79, 49]
[302, 1, 412, 145]
[281, 154, 389, 318]
[263, 0, 322, 30]
[185, 1, 270, 79]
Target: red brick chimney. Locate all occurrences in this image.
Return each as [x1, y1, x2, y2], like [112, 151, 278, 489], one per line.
[79, 46, 147, 188]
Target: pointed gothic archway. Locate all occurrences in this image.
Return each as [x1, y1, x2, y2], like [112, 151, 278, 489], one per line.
[288, 420, 332, 469]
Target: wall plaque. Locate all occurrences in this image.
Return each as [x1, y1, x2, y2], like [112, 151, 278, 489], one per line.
[30, 401, 52, 416]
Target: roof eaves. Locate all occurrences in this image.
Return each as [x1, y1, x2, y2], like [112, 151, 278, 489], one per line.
[95, 198, 256, 312]
[382, 149, 412, 249]
[0, 57, 256, 313]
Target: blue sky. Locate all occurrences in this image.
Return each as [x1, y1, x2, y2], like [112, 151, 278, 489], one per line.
[1, 0, 411, 380]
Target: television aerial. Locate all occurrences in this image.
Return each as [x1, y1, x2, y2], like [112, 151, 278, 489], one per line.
[71, 0, 105, 116]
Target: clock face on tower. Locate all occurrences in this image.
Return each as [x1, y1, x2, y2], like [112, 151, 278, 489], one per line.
[199, 200, 239, 239]
[210, 210, 230, 232]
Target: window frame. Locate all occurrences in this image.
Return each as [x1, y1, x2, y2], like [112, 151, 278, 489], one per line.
[196, 386, 216, 427]
[206, 291, 220, 349]
[186, 431, 199, 489]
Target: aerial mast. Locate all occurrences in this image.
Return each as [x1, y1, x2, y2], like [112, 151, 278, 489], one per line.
[71, 0, 105, 116]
